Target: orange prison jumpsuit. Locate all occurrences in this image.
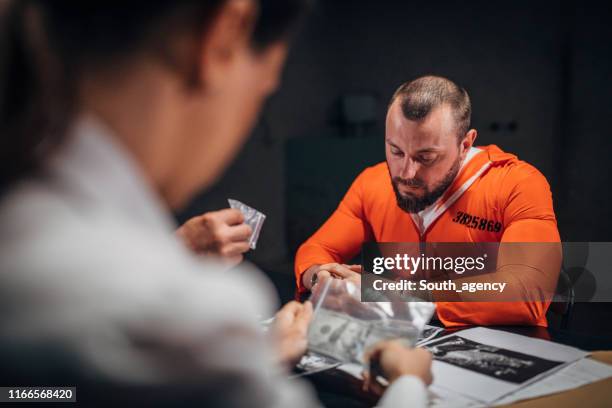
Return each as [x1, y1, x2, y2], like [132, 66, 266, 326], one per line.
[294, 145, 560, 327]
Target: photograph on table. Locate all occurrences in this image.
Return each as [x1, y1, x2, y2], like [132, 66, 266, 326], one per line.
[423, 335, 564, 384]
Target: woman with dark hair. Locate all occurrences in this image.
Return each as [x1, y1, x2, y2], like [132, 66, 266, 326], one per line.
[0, 1, 432, 406]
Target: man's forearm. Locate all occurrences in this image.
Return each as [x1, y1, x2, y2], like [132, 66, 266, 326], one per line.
[301, 265, 320, 291]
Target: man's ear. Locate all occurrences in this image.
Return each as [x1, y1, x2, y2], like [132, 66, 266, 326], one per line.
[461, 129, 478, 155]
[197, 0, 257, 92]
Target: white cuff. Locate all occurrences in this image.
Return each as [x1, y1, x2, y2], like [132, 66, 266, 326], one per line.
[376, 375, 427, 408]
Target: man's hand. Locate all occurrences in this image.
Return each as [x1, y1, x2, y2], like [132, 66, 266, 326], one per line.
[176, 208, 252, 266]
[271, 301, 313, 365]
[362, 340, 433, 394]
[302, 263, 362, 290]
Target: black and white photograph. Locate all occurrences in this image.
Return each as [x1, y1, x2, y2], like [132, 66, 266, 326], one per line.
[424, 335, 564, 384]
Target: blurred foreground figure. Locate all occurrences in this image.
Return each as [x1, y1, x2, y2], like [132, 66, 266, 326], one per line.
[0, 1, 431, 407]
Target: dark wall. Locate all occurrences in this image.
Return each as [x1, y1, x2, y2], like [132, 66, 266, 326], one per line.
[177, 0, 612, 270]
[559, 1, 612, 241]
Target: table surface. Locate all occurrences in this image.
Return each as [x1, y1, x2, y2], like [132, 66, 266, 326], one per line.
[301, 324, 612, 408]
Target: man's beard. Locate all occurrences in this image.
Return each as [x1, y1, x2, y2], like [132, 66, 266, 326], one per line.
[390, 157, 461, 213]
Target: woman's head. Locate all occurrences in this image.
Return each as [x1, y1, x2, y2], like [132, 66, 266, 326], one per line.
[0, 0, 310, 207]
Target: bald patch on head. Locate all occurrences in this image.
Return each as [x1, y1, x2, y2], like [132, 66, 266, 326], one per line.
[386, 99, 459, 151]
[389, 75, 472, 141]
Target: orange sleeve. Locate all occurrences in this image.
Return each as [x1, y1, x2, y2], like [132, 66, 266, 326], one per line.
[294, 169, 374, 291]
[440, 166, 561, 327]
[498, 166, 560, 325]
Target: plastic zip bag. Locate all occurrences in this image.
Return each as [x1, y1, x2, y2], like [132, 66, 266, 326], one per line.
[307, 278, 435, 364]
[228, 199, 266, 249]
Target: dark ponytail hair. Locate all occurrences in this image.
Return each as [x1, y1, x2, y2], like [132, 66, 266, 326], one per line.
[0, 0, 311, 194]
[0, 1, 74, 194]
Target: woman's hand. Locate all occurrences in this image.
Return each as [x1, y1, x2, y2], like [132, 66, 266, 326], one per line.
[362, 340, 433, 394]
[176, 208, 252, 266]
[271, 301, 313, 365]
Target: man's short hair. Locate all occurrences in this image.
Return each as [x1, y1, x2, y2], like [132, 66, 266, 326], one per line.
[389, 75, 472, 140]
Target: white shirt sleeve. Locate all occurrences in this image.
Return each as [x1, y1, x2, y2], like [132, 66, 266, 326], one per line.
[0, 117, 322, 407]
[376, 375, 427, 408]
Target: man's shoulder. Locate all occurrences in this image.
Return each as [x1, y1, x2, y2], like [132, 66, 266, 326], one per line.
[355, 162, 390, 184]
[481, 145, 550, 187]
[342, 162, 397, 217]
[349, 162, 394, 203]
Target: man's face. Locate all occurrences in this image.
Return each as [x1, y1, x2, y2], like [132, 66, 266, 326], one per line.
[385, 100, 466, 213]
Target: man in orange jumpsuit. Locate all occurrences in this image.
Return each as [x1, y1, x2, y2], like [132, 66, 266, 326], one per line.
[295, 76, 560, 327]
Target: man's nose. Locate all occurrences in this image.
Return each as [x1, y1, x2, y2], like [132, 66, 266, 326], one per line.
[399, 158, 419, 180]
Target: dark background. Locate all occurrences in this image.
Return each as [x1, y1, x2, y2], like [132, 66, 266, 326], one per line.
[176, 0, 612, 336]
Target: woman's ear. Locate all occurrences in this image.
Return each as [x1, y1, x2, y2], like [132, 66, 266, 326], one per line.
[197, 0, 257, 92]
[256, 42, 289, 95]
